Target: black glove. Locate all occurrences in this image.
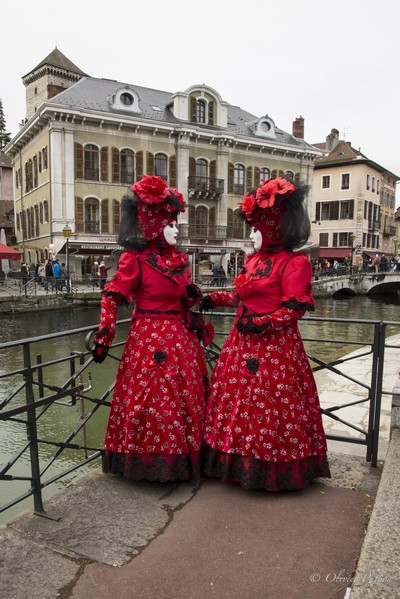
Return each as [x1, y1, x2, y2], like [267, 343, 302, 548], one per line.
[92, 343, 109, 363]
[186, 283, 202, 300]
[200, 296, 215, 311]
[236, 315, 265, 334]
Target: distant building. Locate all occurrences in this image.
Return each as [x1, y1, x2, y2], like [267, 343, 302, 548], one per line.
[0, 151, 14, 241]
[311, 129, 399, 267]
[4, 48, 320, 276]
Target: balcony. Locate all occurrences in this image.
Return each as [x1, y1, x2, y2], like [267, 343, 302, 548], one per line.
[383, 225, 397, 237]
[179, 224, 228, 242]
[188, 176, 224, 199]
[368, 220, 380, 232]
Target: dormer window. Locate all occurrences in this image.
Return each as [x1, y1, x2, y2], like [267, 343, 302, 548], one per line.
[196, 99, 206, 123]
[246, 116, 277, 139]
[190, 96, 214, 125]
[110, 88, 142, 114]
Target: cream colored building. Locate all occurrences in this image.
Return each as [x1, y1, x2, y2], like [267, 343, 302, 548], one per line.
[5, 48, 319, 278]
[312, 129, 399, 270]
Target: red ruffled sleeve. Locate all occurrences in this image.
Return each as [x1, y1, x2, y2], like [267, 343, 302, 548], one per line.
[280, 253, 315, 311]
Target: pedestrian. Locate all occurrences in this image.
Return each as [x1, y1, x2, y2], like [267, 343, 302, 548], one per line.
[91, 261, 99, 287]
[53, 259, 61, 290]
[20, 262, 29, 294]
[210, 263, 220, 287]
[200, 177, 330, 492]
[98, 261, 111, 290]
[44, 259, 53, 291]
[60, 262, 69, 291]
[92, 175, 213, 482]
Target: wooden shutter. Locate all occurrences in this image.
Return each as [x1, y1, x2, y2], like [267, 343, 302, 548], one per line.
[315, 202, 321, 222]
[101, 147, 108, 182]
[169, 155, 176, 188]
[254, 167, 260, 187]
[349, 199, 354, 219]
[271, 169, 277, 179]
[75, 143, 83, 179]
[331, 201, 339, 220]
[190, 97, 197, 122]
[246, 167, 253, 191]
[112, 147, 120, 183]
[136, 151, 143, 180]
[228, 162, 234, 193]
[113, 200, 120, 234]
[208, 101, 214, 125]
[101, 199, 109, 233]
[147, 152, 154, 175]
[210, 160, 216, 179]
[189, 157, 196, 177]
[209, 206, 216, 225]
[75, 197, 84, 233]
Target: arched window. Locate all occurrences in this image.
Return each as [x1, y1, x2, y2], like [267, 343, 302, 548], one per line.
[43, 200, 49, 223]
[196, 159, 208, 178]
[121, 149, 135, 184]
[196, 100, 206, 123]
[260, 167, 270, 183]
[85, 198, 100, 234]
[284, 170, 294, 182]
[233, 164, 245, 195]
[84, 145, 99, 181]
[155, 153, 168, 181]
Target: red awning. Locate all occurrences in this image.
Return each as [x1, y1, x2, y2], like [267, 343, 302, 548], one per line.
[0, 242, 22, 260]
[316, 247, 352, 259]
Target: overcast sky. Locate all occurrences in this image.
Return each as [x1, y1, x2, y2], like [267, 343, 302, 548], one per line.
[2, 0, 399, 189]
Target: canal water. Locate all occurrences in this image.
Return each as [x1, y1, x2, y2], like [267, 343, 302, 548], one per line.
[1, 294, 399, 523]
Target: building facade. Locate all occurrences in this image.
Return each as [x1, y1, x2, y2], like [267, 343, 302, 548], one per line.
[311, 129, 399, 270]
[5, 49, 320, 278]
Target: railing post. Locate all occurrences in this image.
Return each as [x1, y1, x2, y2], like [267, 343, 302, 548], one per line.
[367, 322, 385, 466]
[23, 343, 45, 515]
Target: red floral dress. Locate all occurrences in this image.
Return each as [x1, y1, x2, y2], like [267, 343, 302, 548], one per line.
[203, 248, 330, 491]
[95, 248, 210, 482]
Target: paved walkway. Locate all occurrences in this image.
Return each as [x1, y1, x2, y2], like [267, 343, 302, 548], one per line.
[1, 451, 383, 599]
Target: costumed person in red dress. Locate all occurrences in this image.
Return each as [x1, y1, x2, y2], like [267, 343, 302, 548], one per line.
[92, 175, 213, 482]
[200, 177, 330, 491]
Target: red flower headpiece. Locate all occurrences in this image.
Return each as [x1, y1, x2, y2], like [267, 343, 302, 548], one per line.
[239, 177, 296, 220]
[131, 175, 186, 241]
[239, 178, 297, 249]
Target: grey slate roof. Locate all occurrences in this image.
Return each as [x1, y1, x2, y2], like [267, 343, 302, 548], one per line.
[48, 77, 314, 150]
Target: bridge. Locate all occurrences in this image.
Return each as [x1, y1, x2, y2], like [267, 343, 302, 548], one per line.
[313, 271, 400, 297]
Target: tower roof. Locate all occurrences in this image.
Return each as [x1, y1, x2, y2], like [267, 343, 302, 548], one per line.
[23, 48, 87, 79]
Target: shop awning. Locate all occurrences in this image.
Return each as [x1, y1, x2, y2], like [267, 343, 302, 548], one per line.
[58, 241, 123, 256]
[304, 246, 352, 259]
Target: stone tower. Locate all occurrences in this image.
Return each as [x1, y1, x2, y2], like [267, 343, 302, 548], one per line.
[22, 48, 87, 121]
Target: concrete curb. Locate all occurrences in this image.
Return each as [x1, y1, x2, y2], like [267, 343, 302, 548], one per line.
[350, 391, 400, 598]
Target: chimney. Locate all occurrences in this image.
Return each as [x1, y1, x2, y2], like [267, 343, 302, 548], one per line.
[326, 128, 340, 151]
[292, 116, 304, 139]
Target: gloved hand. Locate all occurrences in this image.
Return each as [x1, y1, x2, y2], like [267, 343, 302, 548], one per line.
[200, 296, 215, 311]
[185, 283, 202, 300]
[92, 343, 109, 363]
[236, 315, 266, 334]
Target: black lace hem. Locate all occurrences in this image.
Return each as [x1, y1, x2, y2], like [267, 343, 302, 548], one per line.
[101, 289, 129, 304]
[202, 445, 330, 492]
[102, 450, 202, 482]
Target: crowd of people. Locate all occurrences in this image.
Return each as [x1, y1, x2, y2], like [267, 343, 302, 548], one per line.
[313, 254, 399, 279]
[92, 175, 331, 492]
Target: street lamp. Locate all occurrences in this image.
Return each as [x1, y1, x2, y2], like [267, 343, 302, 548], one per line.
[62, 225, 72, 292]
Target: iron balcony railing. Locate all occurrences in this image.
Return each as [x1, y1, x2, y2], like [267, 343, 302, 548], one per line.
[0, 314, 399, 519]
[188, 176, 224, 194]
[178, 224, 228, 241]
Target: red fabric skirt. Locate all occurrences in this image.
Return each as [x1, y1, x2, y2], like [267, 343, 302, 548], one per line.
[102, 317, 209, 482]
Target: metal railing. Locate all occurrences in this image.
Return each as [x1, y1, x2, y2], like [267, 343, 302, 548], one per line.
[0, 314, 399, 519]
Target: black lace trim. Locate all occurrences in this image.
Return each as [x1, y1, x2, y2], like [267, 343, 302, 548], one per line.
[101, 290, 129, 304]
[145, 251, 187, 276]
[282, 299, 315, 311]
[135, 308, 181, 315]
[251, 258, 273, 278]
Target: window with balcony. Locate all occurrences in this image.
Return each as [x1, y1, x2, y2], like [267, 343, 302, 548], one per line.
[85, 198, 100, 233]
[196, 159, 208, 178]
